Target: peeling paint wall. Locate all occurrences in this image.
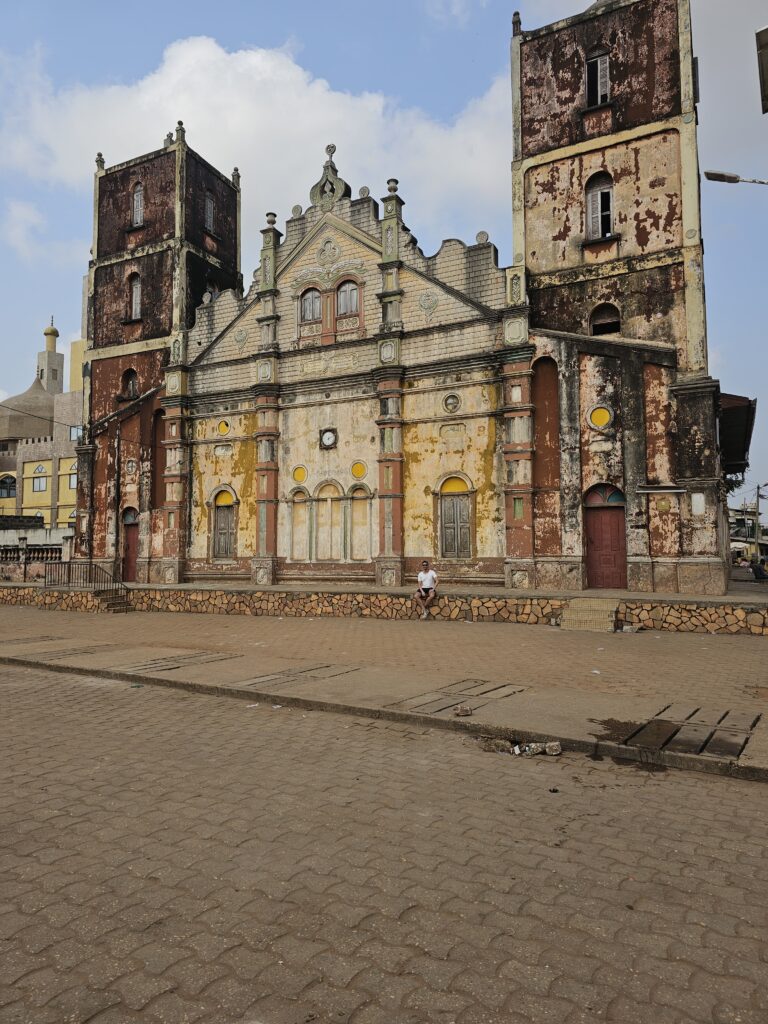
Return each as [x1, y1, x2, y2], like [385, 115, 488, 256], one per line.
[520, 0, 681, 159]
[525, 131, 682, 271]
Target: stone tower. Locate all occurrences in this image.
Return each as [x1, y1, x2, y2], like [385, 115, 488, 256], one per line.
[76, 124, 242, 577]
[37, 320, 64, 395]
[502, 0, 728, 593]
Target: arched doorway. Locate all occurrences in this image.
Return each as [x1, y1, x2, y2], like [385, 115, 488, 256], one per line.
[213, 490, 236, 559]
[584, 485, 627, 589]
[122, 508, 139, 582]
[440, 477, 472, 559]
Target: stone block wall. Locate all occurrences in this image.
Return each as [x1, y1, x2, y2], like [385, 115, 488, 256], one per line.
[0, 584, 765, 635]
[619, 601, 768, 636]
[0, 586, 102, 612]
[130, 588, 566, 625]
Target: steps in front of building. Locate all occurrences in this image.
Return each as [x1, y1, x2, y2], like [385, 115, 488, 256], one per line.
[95, 592, 134, 614]
[560, 598, 619, 633]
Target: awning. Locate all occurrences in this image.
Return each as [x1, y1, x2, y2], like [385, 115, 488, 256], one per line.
[720, 393, 757, 477]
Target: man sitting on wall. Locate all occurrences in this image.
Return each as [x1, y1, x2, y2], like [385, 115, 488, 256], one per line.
[750, 559, 768, 582]
[415, 560, 438, 619]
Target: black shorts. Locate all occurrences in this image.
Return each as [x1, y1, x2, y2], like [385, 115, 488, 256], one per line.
[420, 587, 433, 595]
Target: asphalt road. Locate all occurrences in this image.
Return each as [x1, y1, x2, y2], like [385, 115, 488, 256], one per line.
[1, 665, 767, 1024]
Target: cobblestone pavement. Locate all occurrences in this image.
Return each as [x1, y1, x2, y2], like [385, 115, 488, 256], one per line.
[2, 667, 768, 1024]
[0, 605, 765, 709]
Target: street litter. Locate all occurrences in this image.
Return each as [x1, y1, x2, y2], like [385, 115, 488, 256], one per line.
[512, 741, 562, 757]
[478, 736, 511, 753]
[591, 669, 601, 675]
[480, 737, 562, 757]
[454, 704, 473, 717]
[549, 787, 559, 794]
[130, 684, 143, 689]
[272, 704, 283, 709]
[247, 704, 260, 708]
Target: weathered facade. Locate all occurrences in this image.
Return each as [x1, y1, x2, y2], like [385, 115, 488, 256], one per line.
[77, 0, 746, 595]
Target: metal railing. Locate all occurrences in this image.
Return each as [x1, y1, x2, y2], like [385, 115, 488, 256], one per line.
[44, 561, 127, 599]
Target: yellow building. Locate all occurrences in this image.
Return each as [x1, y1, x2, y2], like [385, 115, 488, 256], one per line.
[0, 322, 83, 533]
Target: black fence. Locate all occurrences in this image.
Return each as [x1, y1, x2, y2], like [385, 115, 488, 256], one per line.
[44, 561, 127, 599]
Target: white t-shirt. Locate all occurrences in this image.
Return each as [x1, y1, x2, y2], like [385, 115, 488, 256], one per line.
[418, 570, 438, 589]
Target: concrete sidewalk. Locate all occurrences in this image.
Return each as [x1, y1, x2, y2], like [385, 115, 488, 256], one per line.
[1, 605, 766, 780]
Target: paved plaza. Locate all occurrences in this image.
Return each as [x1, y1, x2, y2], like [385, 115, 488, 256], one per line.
[2, 663, 768, 1023]
[0, 606, 766, 775]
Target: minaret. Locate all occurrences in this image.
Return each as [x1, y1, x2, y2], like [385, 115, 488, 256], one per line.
[38, 318, 64, 395]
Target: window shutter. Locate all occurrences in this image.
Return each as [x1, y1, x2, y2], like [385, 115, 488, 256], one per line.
[587, 188, 600, 239]
[758, 27, 768, 115]
[598, 54, 610, 103]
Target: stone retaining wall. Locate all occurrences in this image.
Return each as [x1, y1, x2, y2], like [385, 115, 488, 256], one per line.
[0, 586, 102, 612]
[130, 588, 566, 625]
[0, 585, 765, 635]
[619, 601, 768, 636]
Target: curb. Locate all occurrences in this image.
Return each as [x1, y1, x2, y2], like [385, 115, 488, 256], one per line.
[2, 655, 766, 784]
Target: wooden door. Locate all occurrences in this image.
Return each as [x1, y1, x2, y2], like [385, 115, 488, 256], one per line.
[585, 506, 627, 589]
[214, 505, 235, 559]
[441, 495, 471, 559]
[122, 524, 139, 582]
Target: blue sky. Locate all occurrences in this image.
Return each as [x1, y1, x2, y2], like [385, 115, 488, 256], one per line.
[0, 0, 765, 505]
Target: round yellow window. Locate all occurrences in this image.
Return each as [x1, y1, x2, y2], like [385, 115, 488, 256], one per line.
[292, 466, 308, 484]
[351, 461, 367, 480]
[217, 420, 231, 436]
[588, 405, 613, 430]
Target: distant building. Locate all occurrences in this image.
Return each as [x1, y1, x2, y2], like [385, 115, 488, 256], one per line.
[76, 0, 752, 595]
[0, 322, 83, 576]
[729, 504, 767, 562]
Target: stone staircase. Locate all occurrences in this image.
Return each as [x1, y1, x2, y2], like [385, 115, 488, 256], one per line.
[560, 597, 619, 633]
[95, 591, 134, 614]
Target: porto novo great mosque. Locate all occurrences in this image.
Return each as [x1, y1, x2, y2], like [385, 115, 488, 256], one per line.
[69, 0, 751, 595]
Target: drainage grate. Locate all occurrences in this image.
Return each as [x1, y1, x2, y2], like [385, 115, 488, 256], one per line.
[388, 680, 526, 716]
[623, 704, 761, 760]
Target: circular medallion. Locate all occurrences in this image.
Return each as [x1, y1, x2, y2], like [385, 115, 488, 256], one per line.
[217, 420, 231, 436]
[351, 461, 367, 480]
[588, 405, 614, 431]
[443, 394, 461, 414]
[292, 466, 307, 484]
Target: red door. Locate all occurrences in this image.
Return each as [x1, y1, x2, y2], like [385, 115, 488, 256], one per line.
[122, 524, 139, 582]
[585, 506, 627, 589]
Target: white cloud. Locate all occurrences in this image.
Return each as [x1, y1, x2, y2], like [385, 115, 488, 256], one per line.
[0, 198, 86, 269]
[1, 200, 45, 263]
[422, 0, 489, 26]
[0, 37, 512, 270]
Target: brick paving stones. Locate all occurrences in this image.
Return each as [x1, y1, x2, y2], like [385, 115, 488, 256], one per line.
[1, 666, 768, 1022]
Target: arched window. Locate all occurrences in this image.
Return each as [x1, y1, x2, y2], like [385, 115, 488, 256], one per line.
[337, 281, 358, 316]
[204, 190, 215, 233]
[121, 368, 139, 400]
[440, 477, 472, 559]
[316, 483, 342, 560]
[586, 51, 610, 108]
[585, 172, 614, 240]
[349, 486, 370, 561]
[589, 303, 621, 336]
[300, 288, 321, 323]
[213, 490, 235, 558]
[131, 183, 144, 227]
[291, 491, 309, 561]
[129, 274, 141, 320]
[0, 475, 16, 499]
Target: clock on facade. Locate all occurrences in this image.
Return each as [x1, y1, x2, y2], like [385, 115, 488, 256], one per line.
[320, 429, 338, 450]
